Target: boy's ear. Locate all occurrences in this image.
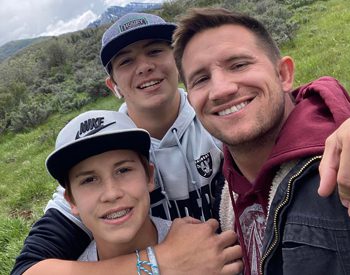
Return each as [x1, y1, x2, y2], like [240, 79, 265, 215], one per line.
[64, 190, 79, 216]
[147, 164, 155, 192]
[105, 77, 124, 99]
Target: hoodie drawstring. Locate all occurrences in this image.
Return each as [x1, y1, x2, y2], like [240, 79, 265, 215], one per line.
[150, 143, 172, 220]
[172, 128, 206, 221]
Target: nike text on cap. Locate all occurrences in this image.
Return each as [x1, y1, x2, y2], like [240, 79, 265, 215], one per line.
[46, 110, 150, 187]
[100, 12, 176, 74]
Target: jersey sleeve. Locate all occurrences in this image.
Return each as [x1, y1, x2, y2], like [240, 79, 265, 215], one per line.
[10, 208, 91, 275]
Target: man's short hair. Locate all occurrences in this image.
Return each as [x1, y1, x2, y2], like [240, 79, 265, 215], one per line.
[172, 7, 281, 85]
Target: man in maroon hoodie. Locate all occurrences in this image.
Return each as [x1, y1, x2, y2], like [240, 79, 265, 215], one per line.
[173, 7, 350, 275]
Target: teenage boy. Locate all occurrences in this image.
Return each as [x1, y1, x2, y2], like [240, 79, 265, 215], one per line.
[172, 7, 350, 274]
[12, 13, 242, 275]
[46, 110, 171, 269]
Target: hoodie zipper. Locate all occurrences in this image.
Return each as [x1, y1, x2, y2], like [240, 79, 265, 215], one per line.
[259, 155, 322, 275]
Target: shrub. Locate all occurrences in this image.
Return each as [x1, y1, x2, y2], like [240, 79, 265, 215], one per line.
[38, 40, 71, 72]
[50, 90, 92, 113]
[52, 72, 65, 83]
[8, 99, 52, 132]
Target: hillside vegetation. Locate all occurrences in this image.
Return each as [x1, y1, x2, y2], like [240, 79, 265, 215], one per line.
[281, 0, 350, 88]
[1, 0, 349, 273]
[0, 37, 51, 63]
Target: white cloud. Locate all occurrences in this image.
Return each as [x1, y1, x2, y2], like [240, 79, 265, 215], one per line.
[40, 10, 98, 36]
[0, 0, 104, 46]
[0, 0, 164, 47]
[104, 0, 130, 7]
[103, 0, 164, 7]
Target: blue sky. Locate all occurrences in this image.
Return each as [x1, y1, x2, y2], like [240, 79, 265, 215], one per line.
[0, 0, 164, 47]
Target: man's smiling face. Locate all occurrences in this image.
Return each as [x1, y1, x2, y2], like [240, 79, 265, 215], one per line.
[182, 24, 290, 147]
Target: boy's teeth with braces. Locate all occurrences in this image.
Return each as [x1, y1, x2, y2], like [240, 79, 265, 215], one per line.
[104, 208, 131, 220]
[218, 101, 249, 116]
[139, 80, 160, 89]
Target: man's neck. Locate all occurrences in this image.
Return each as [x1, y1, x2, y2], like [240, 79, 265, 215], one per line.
[228, 98, 295, 182]
[228, 140, 276, 183]
[128, 92, 181, 140]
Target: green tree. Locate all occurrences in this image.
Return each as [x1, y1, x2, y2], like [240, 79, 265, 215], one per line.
[39, 40, 70, 72]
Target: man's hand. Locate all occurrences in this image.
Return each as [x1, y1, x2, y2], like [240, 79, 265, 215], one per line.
[156, 218, 243, 275]
[319, 118, 350, 215]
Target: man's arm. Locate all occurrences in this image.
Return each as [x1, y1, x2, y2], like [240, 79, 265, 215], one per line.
[23, 218, 243, 275]
[319, 117, 350, 215]
[157, 218, 243, 275]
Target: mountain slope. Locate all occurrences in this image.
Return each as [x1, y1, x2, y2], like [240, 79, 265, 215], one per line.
[0, 37, 51, 62]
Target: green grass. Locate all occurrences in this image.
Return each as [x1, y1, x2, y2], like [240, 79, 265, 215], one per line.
[281, 0, 350, 90]
[1, 0, 350, 273]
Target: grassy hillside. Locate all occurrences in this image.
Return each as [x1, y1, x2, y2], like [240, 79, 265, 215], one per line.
[281, 0, 350, 89]
[1, 0, 350, 273]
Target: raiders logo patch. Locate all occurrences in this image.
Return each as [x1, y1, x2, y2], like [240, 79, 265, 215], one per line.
[195, 153, 213, 178]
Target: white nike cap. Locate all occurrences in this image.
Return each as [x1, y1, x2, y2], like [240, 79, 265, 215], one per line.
[46, 110, 150, 187]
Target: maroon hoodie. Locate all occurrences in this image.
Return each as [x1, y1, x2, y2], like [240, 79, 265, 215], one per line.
[222, 76, 350, 275]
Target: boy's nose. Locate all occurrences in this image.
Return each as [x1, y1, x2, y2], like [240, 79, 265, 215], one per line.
[100, 179, 124, 202]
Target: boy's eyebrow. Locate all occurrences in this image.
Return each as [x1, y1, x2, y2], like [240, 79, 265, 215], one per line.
[141, 40, 169, 48]
[112, 40, 169, 60]
[73, 159, 136, 178]
[113, 49, 132, 60]
[112, 159, 136, 168]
